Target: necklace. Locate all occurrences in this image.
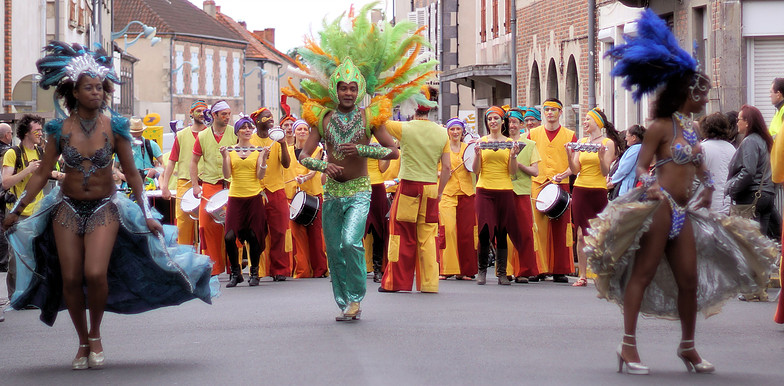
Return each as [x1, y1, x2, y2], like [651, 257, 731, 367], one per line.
[79, 114, 98, 138]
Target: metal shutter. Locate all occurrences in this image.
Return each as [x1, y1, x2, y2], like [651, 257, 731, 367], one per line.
[749, 38, 784, 123]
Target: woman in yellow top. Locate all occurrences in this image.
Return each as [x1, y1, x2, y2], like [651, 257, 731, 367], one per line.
[220, 116, 269, 287]
[290, 119, 328, 278]
[567, 107, 620, 286]
[438, 118, 478, 280]
[472, 106, 519, 285]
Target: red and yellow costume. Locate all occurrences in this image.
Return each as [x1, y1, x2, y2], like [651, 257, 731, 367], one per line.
[438, 142, 477, 277]
[528, 125, 576, 276]
[380, 120, 448, 293]
[506, 137, 541, 278]
[167, 126, 200, 245]
[290, 146, 328, 278]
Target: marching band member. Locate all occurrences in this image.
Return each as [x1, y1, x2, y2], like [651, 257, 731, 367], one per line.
[438, 118, 477, 280]
[365, 137, 391, 282]
[161, 100, 208, 246]
[190, 100, 237, 276]
[379, 87, 450, 293]
[471, 106, 518, 285]
[527, 98, 576, 283]
[249, 107, 292, 281]
[220, 116, 269, 287]
[567, 107, 619, 287]
[505, 108, 541, 283]
[290, 119, 328, 278]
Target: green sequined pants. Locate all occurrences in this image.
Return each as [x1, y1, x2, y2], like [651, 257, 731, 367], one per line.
[323, 178, 371, 310]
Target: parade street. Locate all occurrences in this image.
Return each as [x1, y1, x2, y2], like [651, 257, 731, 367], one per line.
[1, 273, 782, 385]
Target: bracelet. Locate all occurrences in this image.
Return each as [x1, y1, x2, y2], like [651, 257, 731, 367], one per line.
[701, 170, 715, 190]
[300, 157, 328, 172]
[356, 144, 392, 160]
[10, 191, 28, 215]
[259, 164, 268, 169]
[141, 193, 154, 220]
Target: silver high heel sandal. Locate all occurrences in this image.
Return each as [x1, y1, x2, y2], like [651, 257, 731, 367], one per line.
[677, 340, 715, 373]
[72, 344, 89, 370]
[616, 334, 650, 375]
[88, 337, 105, 369]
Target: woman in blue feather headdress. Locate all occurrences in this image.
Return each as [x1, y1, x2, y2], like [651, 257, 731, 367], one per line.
[3, 42, 213, 370]
[584, 10, 778, 375]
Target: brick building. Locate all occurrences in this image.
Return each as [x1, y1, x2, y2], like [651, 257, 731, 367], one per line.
[114, 0, 247, 126]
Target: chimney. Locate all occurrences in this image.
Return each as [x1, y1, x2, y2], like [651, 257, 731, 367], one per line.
[203, 1, 216, 17]
[253, 28, 275, 45]
[239, 21, 246, 29]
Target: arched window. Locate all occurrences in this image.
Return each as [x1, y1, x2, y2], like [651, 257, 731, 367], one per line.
[529, 61, 541, 106]
[565, 55, 580, 133]
[546, 58, 559, 99]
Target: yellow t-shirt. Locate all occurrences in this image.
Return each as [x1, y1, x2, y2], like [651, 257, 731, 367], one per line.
[3, 146, 44, 216]
[250, 136, 286, 192]
[511, 138, 541, 195]
[383, 155, 400, 193]
[443, 142, 475, 196]
[227, 151, 262, 198]
[367, 138, 385, 185]
[476, 136, 514, 190]
[296, 146, 324, 196]
[386, 120, 449, 183]
[283, 146, 298, 199]
[574, 137, 611, 189]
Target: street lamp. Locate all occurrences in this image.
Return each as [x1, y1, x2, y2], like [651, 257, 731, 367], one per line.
[172, 61, 200, 74]
[112, 21, 161, 50]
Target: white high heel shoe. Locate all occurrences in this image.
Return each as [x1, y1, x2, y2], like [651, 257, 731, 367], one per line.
[616, 334, 650, 375]
[87, 337, 105, 369]
[72, 344, 89, 370]
[677, 340, 715, 374]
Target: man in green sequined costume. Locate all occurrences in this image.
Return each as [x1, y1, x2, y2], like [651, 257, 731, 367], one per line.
[298, 59, 399, 321]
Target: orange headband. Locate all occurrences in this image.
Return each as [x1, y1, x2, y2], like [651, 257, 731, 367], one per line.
[543, 101, 563, 110]
[250, 107, 270, 124]
[485, 106, 505, 119]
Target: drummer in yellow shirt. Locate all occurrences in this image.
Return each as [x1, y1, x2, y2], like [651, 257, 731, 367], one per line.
[365, 137, 391, 282]
[220, 116, 269, 287]
[290, 120, 328, 278]
[249, 107, 292, 281]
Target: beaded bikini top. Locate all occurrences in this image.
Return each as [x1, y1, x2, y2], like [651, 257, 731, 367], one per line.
[654, 112, 703, 168]
[60, 132, 114, 187]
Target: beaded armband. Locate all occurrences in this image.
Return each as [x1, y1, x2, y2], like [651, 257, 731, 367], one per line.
[301, 157, 328, 172]
[701, 170, 715, 190]
[10, 191, 28, 215]
[356, 144, 392, 160]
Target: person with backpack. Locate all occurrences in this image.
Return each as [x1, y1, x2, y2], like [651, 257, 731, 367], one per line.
[113, 118, 163, 188]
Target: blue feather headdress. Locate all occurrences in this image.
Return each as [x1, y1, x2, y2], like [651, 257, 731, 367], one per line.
[605, 9, 697, 101]
[36, 41, 121, 90]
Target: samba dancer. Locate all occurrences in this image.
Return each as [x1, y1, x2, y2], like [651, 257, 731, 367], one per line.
[438, 118, 478, 280]
[567, 107, 620, 287]
[290, 119, 328, 278]
[5, 42, 211, 369]
[587, 10, 777, 374]
[161, 100, 209, 246]
[505, 108, 541, 283]
[283, 3, 431, 319]
[379, 86, 450, 293]
[472, 106, 520, 285]
[249, 107, 291, 281]
[220, 116, 269, 287]
[190, 100, 238, 276]
[527, 98, 576, 283]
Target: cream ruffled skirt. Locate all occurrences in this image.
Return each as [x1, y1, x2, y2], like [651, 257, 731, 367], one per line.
[585, 188, 779, 320]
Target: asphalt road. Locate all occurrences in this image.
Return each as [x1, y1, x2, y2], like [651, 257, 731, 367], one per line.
[1, 272, 782, 385]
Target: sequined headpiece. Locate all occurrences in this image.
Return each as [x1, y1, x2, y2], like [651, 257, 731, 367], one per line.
[329, 58, 367, 106]
[36, 42, 120, 89]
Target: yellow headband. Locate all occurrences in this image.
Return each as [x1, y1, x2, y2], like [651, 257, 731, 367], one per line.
[587, 108, 605, 129]
[250, 107, 271, 124]
[542, 101, 562, 110]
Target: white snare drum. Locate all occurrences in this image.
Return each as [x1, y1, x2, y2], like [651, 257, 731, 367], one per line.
[535, 183, 571, 219]
[180, 188, 200, 220]
[205, 189, 230, 224]
[463, 131, 480, 143]
[289, 191, 320, 226]
[462, 143, 477, 173]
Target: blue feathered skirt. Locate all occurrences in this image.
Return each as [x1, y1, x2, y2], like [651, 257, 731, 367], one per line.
[585, 187, 779, 319]
[6, 187, 213, 326]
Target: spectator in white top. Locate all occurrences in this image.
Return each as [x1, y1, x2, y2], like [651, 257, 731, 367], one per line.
[698, 112, 736, 214]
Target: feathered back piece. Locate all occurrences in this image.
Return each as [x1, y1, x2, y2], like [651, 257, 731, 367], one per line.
[283, 1, 438, 116]
[36, 41, 121, 89]
[604, 9, 696, 101]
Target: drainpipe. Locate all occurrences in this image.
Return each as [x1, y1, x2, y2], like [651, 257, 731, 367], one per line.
[588, 0, 596, 108]
[510, 0, 517, 107]
[4, 0, 12, 113]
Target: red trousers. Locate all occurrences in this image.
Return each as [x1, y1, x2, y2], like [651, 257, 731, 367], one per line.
[507, 195, 539, 277]
[199, 182, 227, 275]
[291, 194, 328, 278]
[262, 189, 291, 277]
